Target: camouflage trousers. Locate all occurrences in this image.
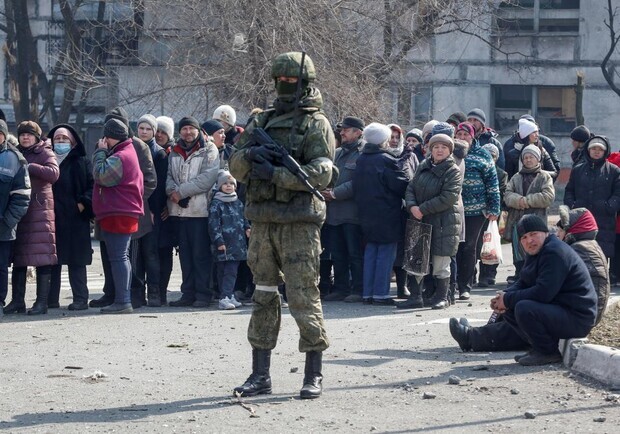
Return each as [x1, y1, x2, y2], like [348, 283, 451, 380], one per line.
[247, 221, 329, 353]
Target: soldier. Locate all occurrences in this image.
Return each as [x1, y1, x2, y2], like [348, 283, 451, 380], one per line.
[229, 52, 335, 399]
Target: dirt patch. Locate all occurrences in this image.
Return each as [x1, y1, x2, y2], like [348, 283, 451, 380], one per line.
[588, 301, 620, 349]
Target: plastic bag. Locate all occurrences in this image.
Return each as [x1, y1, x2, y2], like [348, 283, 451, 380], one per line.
[403, 219, 433, 276]
[480, 220, 503, 265]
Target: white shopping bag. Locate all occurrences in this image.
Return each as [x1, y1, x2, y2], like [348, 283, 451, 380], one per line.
[480, 220, 503, 265]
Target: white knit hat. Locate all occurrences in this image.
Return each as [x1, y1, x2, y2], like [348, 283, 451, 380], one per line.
[138, 114, 158, 133]
[213, 105, 236, 126]
[363, 122, 392, 146]
[518, 118, 538, 139]
[156, 116, 174, 139]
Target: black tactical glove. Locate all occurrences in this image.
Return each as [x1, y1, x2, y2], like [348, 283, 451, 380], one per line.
[178, 197, 191, 208]
[247, 144, 279, 163]
[250, 156, 275, 180]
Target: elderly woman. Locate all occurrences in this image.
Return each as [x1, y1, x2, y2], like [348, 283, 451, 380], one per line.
[4, 121, 59, 315]
[353, 122, 409, 305]
[454, 122, 500, 300]
[92, 119, 144, 314]
[397, 134, 462, 310]
[47, 124, 94, 311]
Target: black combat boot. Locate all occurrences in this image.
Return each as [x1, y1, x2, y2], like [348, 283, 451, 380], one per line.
[300, 351, 323, 399]
[147, 285, 162, 307]
[28, 270, 51, 315]
[430, 278, 450, 310]
[131, 287, 144, 309]
[396, 276, 424, 309]
[233, 349, 272, 397]
[4, 268, 27, 314]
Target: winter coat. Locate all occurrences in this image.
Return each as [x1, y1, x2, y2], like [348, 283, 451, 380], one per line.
[208, 196, 249, 262]
[497, 166, 508, 211]
[145, 138, 168, 236]
[396, 144, 420, 181]
[504, 234, 597, 328]
[405, 156, 462, 257]
[504, 133, 560, 180]
[326, 139, 363, 226]
[92, 138, 144, 222]
[462, 140, 501, 218]
[353, 143, 409, 244]
[0, 142, 30, 242]
[13, 141, 59, 267]
[477, 129, 505, 169]
[228, 88, 335, 225]
[503, 167, 555, 242]
[49, 124, 93, 266]
[453, 141, 469, 241]
[166, 134, 220, 219]
[564, 143, 620, 257]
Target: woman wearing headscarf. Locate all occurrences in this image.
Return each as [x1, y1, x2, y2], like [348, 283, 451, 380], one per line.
[47, 124, 93, 310]
[4, 121, 59, 315]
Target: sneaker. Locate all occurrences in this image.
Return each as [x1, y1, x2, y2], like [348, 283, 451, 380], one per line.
[219, 298, 235, 310]
[280, 294, 288, 309]
[228, 296, 242, 308]
[459, 292, 470, 300]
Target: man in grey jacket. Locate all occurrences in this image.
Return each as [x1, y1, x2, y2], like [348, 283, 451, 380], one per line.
[166, 116, 219, 307]
[320, 116, 365, 302]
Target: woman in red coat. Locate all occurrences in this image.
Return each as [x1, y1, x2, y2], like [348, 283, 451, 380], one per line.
[4, 121, 59, 315]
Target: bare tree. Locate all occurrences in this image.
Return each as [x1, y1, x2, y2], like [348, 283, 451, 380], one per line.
[602, 0, 620, 98]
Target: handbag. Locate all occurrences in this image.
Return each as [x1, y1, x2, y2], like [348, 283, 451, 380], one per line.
[481, 220, 504, 265]
[403, 219, 433, 276]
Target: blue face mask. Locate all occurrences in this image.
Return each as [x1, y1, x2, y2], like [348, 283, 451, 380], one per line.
[54, 142, 71, 155]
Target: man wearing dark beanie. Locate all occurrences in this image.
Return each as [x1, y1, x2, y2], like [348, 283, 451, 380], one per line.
[466, 108, 505, 169]
[89, 108, 157, 309]
[449, 214, 597, 366]
[166, 115, 219, 307]
[570, 125, 591, 167]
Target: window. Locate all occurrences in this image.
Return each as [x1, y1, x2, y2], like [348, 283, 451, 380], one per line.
[396, 86, 432, 129]
[493, 85, 576, 134]
[496, 0, 580, 34]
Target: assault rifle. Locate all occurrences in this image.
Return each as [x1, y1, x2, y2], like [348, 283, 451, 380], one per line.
[251, 127, 324, 202]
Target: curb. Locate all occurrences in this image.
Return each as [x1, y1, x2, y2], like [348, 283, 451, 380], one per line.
[559, 297, 620, 389]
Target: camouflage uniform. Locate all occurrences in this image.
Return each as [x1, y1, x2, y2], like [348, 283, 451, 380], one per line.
[229, 55, 335, 354]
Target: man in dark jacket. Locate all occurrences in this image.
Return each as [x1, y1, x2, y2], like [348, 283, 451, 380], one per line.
[321, 116, 365, 302]
[450, 214, 598, 366]
[0, 120, 30, 315]
[467, 108, 505, 169]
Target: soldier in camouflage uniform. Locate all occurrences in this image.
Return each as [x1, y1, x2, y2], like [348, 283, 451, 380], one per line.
[229, 52, 335, 399]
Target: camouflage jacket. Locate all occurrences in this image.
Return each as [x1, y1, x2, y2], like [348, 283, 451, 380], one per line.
[208, 196, 249, 262]
[229, 87, 335, 224]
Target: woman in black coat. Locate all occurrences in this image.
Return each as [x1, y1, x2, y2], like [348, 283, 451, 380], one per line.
[564, 135, 620, 258]
[47, 124, 94, 310]
[353, 123, 409, 305]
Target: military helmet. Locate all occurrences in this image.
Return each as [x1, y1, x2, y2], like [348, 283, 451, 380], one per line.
[271, 52, 316, 81]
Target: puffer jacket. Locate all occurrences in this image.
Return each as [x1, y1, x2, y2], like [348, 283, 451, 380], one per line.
[13, 141, 59, 267]
[208, 196, 249, 262]
[504, 133, 560, 180]
[564, 139, 620, 257]
[326, 139, 363, 226]
[0, 142, 30, 241]
[166, 134, 220, 218]
[503, 167, 555, 242]
[405, 156, 462, 257]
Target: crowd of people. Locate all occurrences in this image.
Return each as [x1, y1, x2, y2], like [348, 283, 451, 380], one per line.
[0, 103, 617, 318]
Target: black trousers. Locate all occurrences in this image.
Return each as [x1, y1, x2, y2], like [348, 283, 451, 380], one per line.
[50, 264, 89, 304]
[469, 319, 528, 352]
[503, 300, 593, 354]
[456, 215, 486, 293]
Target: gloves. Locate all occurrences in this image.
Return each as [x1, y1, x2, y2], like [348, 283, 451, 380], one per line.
[250, 156, 275, 180]
[247, 144, 279, 163]
[177, 197, 191, 208]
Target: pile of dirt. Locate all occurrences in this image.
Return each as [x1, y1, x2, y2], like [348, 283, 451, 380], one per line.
[588, 301, 620, 349]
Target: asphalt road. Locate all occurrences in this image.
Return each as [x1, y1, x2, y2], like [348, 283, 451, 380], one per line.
[0, 241, 618, 433]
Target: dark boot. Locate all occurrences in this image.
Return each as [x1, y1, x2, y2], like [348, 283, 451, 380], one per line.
[300, 351, 323, 399]
[449, 317, 472, 351]
[160, 287, 168, 306]
[430, 278, 450, 309]
[131, 287, 144, 309]
[233, 349, 272, 397]
[28, 271, 51, 315]
[448, 282, 457, 305]
[396, 276, 424, 309]
[422, 275, 435, 305]
[394, 267, 410, 298]
[318, 260, 333, 298]
[4, 268, 27, 314]
[147, 285, 162, 307]
[48, 266, 61, 308]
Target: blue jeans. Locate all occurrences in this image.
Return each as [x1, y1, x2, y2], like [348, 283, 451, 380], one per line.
[101, 230, 132, 304]
[326, 223, 364, 295]
[363, 242, 397, 299]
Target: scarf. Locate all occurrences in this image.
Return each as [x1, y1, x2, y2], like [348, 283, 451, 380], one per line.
[214, 191, 238, 203]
